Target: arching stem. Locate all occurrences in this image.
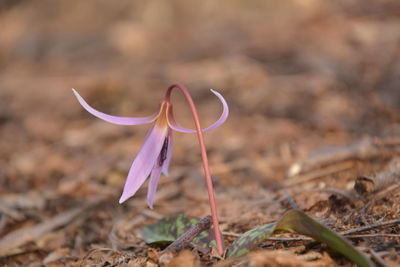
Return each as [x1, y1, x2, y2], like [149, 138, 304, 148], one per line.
[165, 83, 224, 256]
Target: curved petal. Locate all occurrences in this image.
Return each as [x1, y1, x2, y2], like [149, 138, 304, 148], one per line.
[119, 125, 168, 203]
[72, 88, 157, 125]
[147, 164, 162, 209]
[167, 89, 229, 133]
[161, 130, 173, 176]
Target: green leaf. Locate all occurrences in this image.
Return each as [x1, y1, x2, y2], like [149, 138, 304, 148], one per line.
[141, 214, 215, 249]
[228, 209, 374, 267]
[227, 222, 276, 257]
[275, 210, 374, 267]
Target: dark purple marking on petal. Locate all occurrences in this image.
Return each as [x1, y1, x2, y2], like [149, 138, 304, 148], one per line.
[161, 130, 173, 176]
[158, 137, 169, 167]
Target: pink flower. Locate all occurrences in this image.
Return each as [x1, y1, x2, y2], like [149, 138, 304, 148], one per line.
[72, 88, 228, 208]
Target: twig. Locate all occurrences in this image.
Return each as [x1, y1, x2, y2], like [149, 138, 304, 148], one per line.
[222, 231, 241, 237]
[141, 209, 163, 220]
[248, 195, 287, 206]
[340, 218, 400, 235]
[347, 234, 400, 238]
[288, 137, 400, 177]
[371, 183, 400, 204]
[355, 158, 400, 196]
[267, 237, 312, 242]
[227, 230, 400, 242]
[161, 215, 212, 254]
[360, 183, 400, 216]
[318, 188, 357, 200]
[286, 161, 354, 186]
[284, 189, 299, 210]
[369, 249, 388, 267]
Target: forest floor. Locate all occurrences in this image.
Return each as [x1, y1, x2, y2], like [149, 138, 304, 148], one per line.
[0, 1, 399, 266]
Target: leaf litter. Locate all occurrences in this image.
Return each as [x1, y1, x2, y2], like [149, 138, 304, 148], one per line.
[1, 0, 400, 266]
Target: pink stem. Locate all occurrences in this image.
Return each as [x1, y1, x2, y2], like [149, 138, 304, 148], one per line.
[165, 83, 224, 256]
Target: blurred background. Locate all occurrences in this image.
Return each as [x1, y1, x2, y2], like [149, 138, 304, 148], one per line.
[0, 0, 400, 265]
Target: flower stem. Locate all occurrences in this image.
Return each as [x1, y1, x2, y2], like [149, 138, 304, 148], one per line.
[165, 83, 224, 256]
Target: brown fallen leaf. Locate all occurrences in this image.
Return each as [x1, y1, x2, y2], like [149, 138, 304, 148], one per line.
[42, 248, 71, 265]
[0, 202, 96, 258]
[247, 250, 335, 267]
[164, 250, 200, 267]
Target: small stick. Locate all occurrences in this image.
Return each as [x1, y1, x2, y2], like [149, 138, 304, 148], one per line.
[340, 218, 400, 235]
[346, 234, 400, 238]
[288, 137, 400, 177]
[283, 189, 299, 210]
[318, 188, 357, 200]
[360, 183, 400, 216]
[355, 158, 400, 196]
[161, 215, 212, 254]
[267, 237, 312, 242]
[286, 161, 354, 186]
[222, 231, 241, 237]
[369, 249, 389, 267]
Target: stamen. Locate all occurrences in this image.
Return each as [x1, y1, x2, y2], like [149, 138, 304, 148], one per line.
[158, 137, 169, 166]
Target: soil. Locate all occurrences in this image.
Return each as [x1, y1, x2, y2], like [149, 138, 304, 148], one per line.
[0, 1, 399, 266]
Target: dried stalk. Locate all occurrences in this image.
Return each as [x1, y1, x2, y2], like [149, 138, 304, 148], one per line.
[161, 215, 212, 254]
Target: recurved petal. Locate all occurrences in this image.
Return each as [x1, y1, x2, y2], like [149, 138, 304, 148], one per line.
[167, 89, 229, 133]
[147, 164, 163, 209]
[119, 125, 168, 203]
[161, 130, 173, 176]
[72, 88, 157, 125]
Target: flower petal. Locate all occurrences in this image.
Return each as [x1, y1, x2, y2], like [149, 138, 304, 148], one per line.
[161, 130, 173, 176]
[167, 89, 229, 133]
[119, 124, 168, 203]
[147, 130, 172, 208]
[72, 88, 157, 125]
[147, 164, 162, 209]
